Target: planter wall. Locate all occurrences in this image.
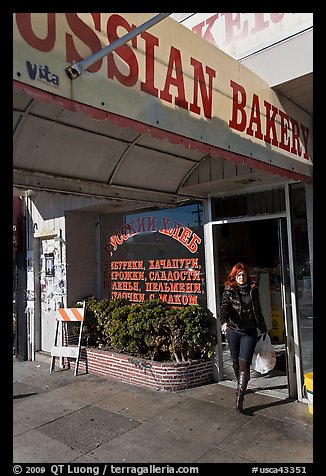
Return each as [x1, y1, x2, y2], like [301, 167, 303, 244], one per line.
[69, 347, 213, 391]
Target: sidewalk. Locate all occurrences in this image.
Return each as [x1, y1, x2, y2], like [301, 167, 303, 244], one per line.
[13, 356, 313, 464]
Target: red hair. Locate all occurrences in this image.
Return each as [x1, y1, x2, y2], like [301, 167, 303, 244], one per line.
[224, 262, 255, 289]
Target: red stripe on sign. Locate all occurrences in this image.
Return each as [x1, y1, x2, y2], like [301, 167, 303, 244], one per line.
[58, 309, 70, 321]
[71, 308, 83, 321]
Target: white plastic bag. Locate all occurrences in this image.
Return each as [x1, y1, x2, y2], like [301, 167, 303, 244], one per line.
[252, 334, 276, 374]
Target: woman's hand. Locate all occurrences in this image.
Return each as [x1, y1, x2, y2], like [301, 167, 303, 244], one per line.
[221, 323, 229, 333]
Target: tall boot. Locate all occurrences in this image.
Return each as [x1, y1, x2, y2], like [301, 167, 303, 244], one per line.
[236, 370, 249, 413]
[232, 360, 240, 384]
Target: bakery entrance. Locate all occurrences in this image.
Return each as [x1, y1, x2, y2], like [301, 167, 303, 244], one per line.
[213, 217, 295, 398]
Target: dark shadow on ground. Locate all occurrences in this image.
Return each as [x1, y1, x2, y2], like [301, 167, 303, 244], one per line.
[242, 397, 294, 416]
[13, 392, 38, 399]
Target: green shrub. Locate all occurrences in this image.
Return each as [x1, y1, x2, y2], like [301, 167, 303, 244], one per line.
[76, 296, 216, 362]
[76, 296, 128, 347]
[170, 305, 216, 361]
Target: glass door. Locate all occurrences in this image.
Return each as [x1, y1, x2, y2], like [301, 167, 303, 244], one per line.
[213, 217, 293, 398]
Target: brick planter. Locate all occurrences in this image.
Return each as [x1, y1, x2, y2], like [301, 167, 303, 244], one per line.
[69, 347, 213, 391]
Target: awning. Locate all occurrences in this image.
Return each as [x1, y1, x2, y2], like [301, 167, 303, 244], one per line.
[13, 13, 312, 207]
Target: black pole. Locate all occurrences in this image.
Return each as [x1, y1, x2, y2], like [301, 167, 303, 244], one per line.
[15, 213, 27, 361]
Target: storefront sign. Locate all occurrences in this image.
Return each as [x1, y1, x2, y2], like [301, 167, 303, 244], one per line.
[102, 205, 206, 307]
[181, 13, 313, 60]
[13, 13, 312, 178]
[104, 258, 203, 305]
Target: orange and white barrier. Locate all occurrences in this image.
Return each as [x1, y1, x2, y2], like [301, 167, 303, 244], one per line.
[50, 301, 85, 376]
[57, 307, 84, 322]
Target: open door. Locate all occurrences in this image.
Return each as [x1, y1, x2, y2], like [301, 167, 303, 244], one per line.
[213, 218, 293, 398]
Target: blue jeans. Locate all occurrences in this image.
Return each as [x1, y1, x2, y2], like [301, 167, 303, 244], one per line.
[225, 327, 258, 363]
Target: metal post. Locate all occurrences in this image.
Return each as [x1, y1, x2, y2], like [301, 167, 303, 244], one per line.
[16, 197, 28, 361]
[66, 13, 171, 80]
[285, 185, 304, 400]
[204, 218, 223, 382]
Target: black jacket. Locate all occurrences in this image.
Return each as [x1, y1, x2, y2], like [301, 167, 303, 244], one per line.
[220, 284, 268, 334]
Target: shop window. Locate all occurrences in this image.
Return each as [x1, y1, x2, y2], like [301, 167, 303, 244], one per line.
[101, 202, 207, 308]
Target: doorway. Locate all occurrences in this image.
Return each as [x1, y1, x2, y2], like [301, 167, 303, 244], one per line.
[213, 217, 293, 398]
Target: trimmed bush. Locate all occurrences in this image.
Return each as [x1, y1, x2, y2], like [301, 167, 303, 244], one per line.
[77, 297, 216, 362]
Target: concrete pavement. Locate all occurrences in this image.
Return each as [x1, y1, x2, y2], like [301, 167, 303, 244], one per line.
[13, 356, 313, 465]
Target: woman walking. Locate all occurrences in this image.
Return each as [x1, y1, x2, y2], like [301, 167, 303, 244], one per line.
[220, 262, 268, 412]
